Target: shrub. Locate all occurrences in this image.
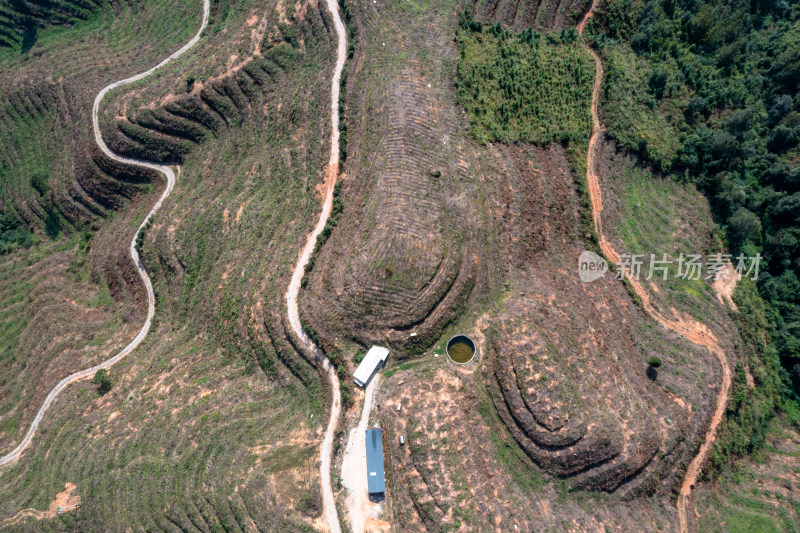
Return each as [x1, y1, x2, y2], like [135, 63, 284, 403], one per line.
[93, 369, 112, 395]
[354, 349, 366, 363]
[728, 207, 762, 252]
[646, 357, 661, 380]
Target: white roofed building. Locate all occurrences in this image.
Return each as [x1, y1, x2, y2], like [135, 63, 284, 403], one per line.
[353, 346, 389, 388]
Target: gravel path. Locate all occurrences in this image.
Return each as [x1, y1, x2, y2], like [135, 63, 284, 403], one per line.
[0, 0, 210, 471]
[284, 0, 347, 531]
[340, 376, 380, 533]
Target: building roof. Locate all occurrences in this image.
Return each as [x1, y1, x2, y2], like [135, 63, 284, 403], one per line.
[365, 428, 385, 494]
[353, 345, 389, 387]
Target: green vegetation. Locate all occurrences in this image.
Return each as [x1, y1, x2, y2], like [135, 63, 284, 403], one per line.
[709, 279, 799, 473]
[477, 395, 546, 493]
[0, 213, 34, 252]
[337, 0, 354, 160]
[610, 157, 721, 322]
[696, 418, 800, 532]
[0, 235, 128, 452]
[92, 368, 112, 396]
[0, 0, 101, 53]
[647, 355, 661, 380]
[302, 182, 344, 287]
[383, 360, 422, 378]
[354, 348, 366, 363]
[0, 0, 199, 247]
[456, 10, 594, 145]
[592, 0, 800, 401]
[602, 46, 683, 167]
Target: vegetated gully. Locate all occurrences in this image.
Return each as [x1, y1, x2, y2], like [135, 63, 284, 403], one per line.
[284, 0, 347, 532]
[577, 3, 733, 533]
[0, 0, 211, 471]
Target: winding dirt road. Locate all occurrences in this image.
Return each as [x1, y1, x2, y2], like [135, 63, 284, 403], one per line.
[0, 0, 210, 471]
[577, 5, 733, 532]
[284, 0, 347, 532]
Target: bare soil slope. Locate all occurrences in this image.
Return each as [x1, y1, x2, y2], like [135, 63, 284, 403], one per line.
[341, 0, 744, 531]
[299, 1, 487, 359]
[473, 0, 591, 32]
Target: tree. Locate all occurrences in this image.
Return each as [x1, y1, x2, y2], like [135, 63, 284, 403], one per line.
[728, 207, 762, 251]
[354, 350, 366, 363]
[93, 369, 112, 396]
[759, 270, 800, 303]
[648, 67, 668, 99]
[773, 193, 800, 225]
[768, 95, 793, 124]
[768, 126, 799, 153]
[685, 96, 709, 123]
[724, 109, 753, 138]
[765, 228, 800, 270]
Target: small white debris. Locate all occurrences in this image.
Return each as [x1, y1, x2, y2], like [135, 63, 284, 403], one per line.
[396, 403, 402, 411]
[410, 332, 417, 337]
[427, 83, 431, 88]
[434, 353, 439, 358]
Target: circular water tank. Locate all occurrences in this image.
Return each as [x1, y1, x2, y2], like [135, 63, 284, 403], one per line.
[446, 334, 476, 364]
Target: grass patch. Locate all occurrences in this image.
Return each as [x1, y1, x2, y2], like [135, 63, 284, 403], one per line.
[383, 360, 423, 378]
[477, 394, 546, 493]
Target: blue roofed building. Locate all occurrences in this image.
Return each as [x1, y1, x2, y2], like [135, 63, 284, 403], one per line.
[365, 428, 385, 497]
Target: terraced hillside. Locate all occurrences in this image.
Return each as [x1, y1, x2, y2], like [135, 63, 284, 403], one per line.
[0, 0, 201, 237]
[93, 0, 338, 398]
[0, 0, 202, 457]
[0, 0, 103, 52]
[373, 137, 741, 530]
[0, 0, 342, 530]
[311, 0, 759, 530]
[299, 61, 481, 357]
[482, 141, 734, 495]
[694, 419, 800, 533]
[1, 0, 794, 531]
[0, 237, 139, 457]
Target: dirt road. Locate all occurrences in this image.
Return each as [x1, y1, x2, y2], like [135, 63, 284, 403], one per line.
[0, 0, 210, 471]
[284, 0, 347, 531]
[340, 376, 381, 533]
[577, 5, 733, 533]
